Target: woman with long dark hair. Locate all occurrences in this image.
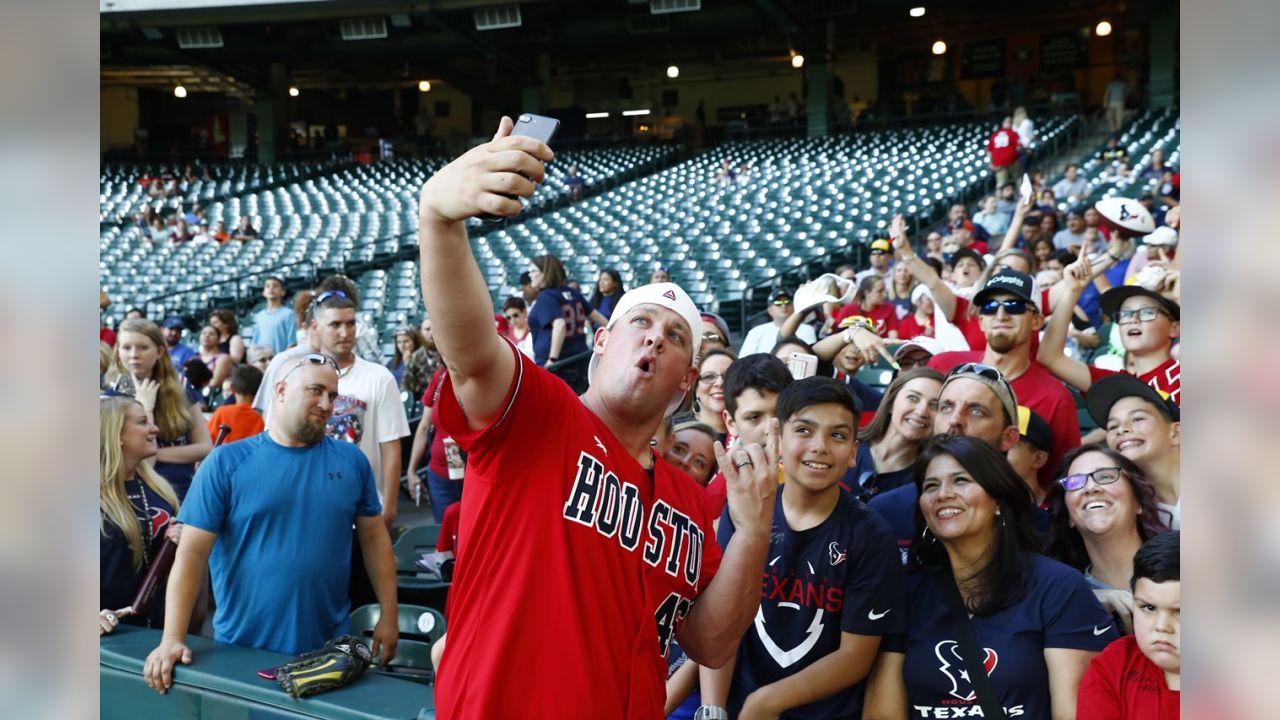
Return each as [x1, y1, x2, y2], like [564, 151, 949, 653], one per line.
[589, 268, 625, 324]
[1046, 444, 1171, 634]
[386, 326, 424, 387]
[207, 309, 245, 364]
[846, 368, 943, 502]
[527, 254, 607, 391]
[687, 348, 736, 444]
[863, 435, 1116, 720]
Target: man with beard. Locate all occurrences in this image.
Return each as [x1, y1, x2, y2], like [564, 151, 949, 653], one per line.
[927, 268, 1080, 486]
[143, 353, 399, 693]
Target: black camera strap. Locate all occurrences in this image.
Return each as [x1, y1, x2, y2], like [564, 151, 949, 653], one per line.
[939, 570, 1006, 719]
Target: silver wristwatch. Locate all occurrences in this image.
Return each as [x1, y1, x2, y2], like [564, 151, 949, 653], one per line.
[693, 707, 728, 720]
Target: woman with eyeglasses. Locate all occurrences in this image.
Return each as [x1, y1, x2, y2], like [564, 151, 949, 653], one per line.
[99, 395, 183, 636]
[110, 319, 213, 501]
[863, 435, 1116, 720]
[386, 326, 424, 387]
[845, 368, 944, 502]
[1047, 445, 1171, 636]
[686, 348, 736, 445]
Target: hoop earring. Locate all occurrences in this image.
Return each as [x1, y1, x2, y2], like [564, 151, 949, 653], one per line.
[922, 526, 937, 544]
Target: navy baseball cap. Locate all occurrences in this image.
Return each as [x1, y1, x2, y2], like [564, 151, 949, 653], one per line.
[1086, 373, 1180, 427]
[973, 268, 1037, 307]
[1016, 406, 1053, 452]
[162, 316, 185, 330]
[1099, 285, 1180, 322]
[767, 287, 794, 304]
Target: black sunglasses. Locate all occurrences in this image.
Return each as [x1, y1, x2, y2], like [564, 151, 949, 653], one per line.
[947, 362, 1004, 382]
[978, 298, 1032, 316]
[280, 352, 339, 382]
[1057, 467, 1126, 492]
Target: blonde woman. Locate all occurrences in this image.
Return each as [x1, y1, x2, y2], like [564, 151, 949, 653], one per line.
[100, 395, 181, 634]
[111, 318, 212, 500]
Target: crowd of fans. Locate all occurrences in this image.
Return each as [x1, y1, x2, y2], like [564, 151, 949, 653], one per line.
[100, 114, 1180, 720]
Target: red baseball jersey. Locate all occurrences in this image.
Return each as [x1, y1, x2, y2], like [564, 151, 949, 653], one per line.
[988, 128, 1020, 167]
[433, 344, 722, 719]
[832, 302, 900, 337]
[1088, 358, 1181, 406]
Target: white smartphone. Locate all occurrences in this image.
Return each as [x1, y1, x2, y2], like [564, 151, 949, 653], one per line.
[787, 352, 818, 381]
[1019, 174, 1033, 203]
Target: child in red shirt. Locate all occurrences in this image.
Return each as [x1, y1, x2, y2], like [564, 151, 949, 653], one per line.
[1077, 532, 1180, 720]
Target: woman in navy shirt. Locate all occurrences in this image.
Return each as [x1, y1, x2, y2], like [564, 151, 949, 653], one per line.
[527, 254, 606, 391]
[589, 268, 625, 326]
[100, 395, 181, 635]
[845, 367, 943, 503]
[863, 435, 1116, 720]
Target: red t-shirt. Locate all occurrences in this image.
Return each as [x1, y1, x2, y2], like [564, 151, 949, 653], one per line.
[929, 351, 1081, 487]
[206, 403, 264, 444]
[897, 313, 933, 339]
[419, 367, 450, 477]
[949, 289, 1051, 353]
[433, 345, 722, 719]
[833, 302, 900, 337]
[436, 501, 461, 554]
[1088, 358, 1181, 406]
[988, 128, 1020, 167]
[1077, 635, 1180, 720]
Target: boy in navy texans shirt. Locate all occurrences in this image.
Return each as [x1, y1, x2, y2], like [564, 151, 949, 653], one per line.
[698, 378, 903, 720]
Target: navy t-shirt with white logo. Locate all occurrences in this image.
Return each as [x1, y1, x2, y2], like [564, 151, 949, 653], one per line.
[719, 489, 904, 719]
[883, 554, 1117, 720]
[529, 287, 595, 365]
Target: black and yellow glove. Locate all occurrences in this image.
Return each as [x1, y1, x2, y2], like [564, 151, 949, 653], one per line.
[275, 635, 373, 699]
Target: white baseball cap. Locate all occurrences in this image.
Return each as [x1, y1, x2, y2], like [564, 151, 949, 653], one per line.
[894, 335, 944, 361]
[1095, 196, 1155, 234]
[1143, 226, 1178, 247]
[586, 282, 703, 416]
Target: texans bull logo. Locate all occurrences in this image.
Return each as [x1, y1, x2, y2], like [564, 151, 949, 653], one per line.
[934, 640, 998, 702]
[828, 542, 847, 567]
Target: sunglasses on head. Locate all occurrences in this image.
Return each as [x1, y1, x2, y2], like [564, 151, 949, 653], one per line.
[978, 298, 1032, 316]
[1057, 467, 1126, 492]
[947, 362, 1004, 382]
[280, 352, 338, 382]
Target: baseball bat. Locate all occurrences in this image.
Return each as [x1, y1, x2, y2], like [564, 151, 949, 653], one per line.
[124, 424, 233, 616]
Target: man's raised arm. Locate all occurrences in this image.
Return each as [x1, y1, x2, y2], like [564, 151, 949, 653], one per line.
[416, 117, 554, 430]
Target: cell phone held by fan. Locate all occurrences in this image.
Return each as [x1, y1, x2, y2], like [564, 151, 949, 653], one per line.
[787, 352, 818, 381]
[479, 113, 561, 223]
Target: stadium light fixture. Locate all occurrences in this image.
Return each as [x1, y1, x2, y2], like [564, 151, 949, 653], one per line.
[1095, 20, 1113, 36]
[791, 54, 805, 69]
[585, 112, 610, 119]
[288, 87, 299, 97]
[932, 40, 947, 55]
[622, 109, 651, 116]
[173, 85, 187, 98]
[666, 65, 679, 79]
[909, 6, 925, 17]
[418, 80, 432, 92]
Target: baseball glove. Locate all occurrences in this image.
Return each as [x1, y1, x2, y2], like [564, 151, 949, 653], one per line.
[275, 635, 373, 699]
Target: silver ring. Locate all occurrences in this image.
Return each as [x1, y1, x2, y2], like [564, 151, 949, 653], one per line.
[107, 613, 116, 622]
[734, 459, 754, 470]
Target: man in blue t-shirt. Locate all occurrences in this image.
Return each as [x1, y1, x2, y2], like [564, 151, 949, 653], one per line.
[162, 316, 196, 370]
[142, 354, 400, 695]
[700, 378, 903, 720]
[251, 276, 297, 354]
